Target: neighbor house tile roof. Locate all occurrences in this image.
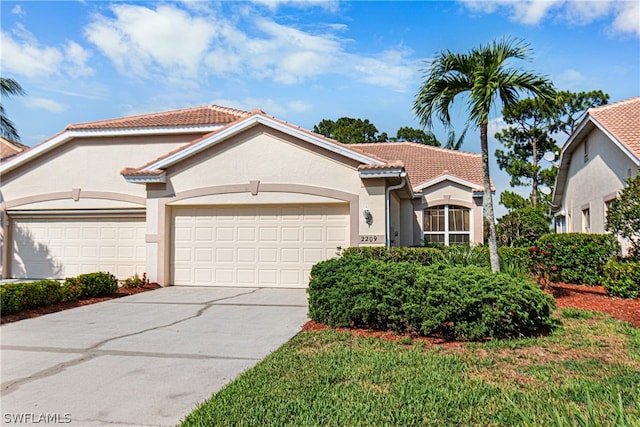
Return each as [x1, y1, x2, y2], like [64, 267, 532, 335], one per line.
[588, 96, 640, 160]
[0, 137, 29, 162]
[67, 105, 250, 130]
[350, 142, 488, 191]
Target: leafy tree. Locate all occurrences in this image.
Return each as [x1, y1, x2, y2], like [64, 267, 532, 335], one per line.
[495, 90, 608, 211]
[495, 97, 558, 209]
[413, 37, 555, 272]
[394, 126, 440, 146]
[551, 90, 609, 136]
[1, 77, 25, 141]
[313, 117, 387, 144]
[496, 207, 550, 247]
[499, 191, 531, 211]
[606, 175, 640, 257]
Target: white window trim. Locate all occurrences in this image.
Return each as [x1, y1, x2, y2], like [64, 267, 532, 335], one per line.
[423, 205, 470, 245]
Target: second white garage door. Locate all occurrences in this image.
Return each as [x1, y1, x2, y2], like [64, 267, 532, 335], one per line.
[172, 204, 350, 287]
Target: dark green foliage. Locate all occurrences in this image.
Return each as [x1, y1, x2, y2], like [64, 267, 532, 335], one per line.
[394, 126, 440, 146]
[602, 259, 640, 299]
[605, 175, 640, 257]
[308, 257, 555, 341]
[77, 272, 117, 297]
[534, 234, 620, 285]
[496, 207, 550, 247]
[313, 117, 387, 143]
[341, 246, 443, 265]
[0, 280, 63, 315]
[60, 277, 84, 302]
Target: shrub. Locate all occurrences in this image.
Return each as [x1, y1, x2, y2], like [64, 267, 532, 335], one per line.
[122, 273, 146, 289]
[0, 280, 63, 315]
[341, 246, 443, 265]
[308, 257, 556, 341]
[77, 272, 117, 298]
[606, 174, 640, 257]
[60, 277, 84, 302]
[602, 259, 640, 299]
[534, 233, 620, 285]
[437, 245, 489, 267]
[496, 208, 551, 247]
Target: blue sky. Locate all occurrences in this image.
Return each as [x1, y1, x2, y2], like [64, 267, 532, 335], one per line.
[2, 0, 639, 216]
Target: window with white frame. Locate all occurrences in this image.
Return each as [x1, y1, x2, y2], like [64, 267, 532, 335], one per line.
[424, 205, 470, 245]
[555, 215, 566, 233]
[582, 208, 591, 233]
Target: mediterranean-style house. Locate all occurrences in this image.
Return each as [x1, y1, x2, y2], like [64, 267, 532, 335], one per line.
[552, 96, 639, 252]
[0, 106, 488, 287]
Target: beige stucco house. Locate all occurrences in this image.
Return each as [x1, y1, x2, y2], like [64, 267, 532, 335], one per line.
[0, 106, 487, 287]
[552, 96, 639, 251]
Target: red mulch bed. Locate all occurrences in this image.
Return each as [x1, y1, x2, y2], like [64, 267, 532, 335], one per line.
[0, 283, 162, 325]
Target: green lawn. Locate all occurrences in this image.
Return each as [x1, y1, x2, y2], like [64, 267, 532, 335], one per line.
[181, 309, 640, 426]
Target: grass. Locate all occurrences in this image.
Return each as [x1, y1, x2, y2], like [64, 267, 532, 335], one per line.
[181, 309, 640, 426]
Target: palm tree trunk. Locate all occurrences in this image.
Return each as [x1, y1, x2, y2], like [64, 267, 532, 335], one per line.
[480, 124, 500, 272]
[532, 136, 538, 208]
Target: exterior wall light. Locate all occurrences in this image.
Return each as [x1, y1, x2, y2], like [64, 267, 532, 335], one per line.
[363, 208, 373, 225]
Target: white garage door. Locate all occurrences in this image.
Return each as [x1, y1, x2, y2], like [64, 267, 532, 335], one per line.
[11, 217, 146, 280]
[172, 204, 350, 287]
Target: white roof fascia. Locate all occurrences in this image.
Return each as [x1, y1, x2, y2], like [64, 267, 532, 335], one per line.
[0, 125, 225, 175]
[415, 174, 480, 192]
[143, 115, 385, 171]
[358, 168, 406, 179]
[123, 172, 167, 184]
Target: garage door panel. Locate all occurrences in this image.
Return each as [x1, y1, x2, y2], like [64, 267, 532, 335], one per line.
[172, 204, 349, 287]
[11, 218, 145, 280]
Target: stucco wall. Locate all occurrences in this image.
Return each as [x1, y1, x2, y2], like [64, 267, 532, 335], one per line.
[419, 180, 484, 245]
[1, 134, 198, 210]
[562, 129, 637, 233]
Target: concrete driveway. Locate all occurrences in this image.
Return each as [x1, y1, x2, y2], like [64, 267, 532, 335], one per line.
[1, 287, 309, 426]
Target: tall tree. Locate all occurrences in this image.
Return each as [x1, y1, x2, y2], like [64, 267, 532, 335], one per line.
[1, 77, 25, 141]
[394, 126, 440, 146]
[413, 38, 555, 272]
[442, 125, 469, 150]
[551, 90, 609, 136]
[495, 97, 558, 209]
[495, 90, 609, 211]
[313, 117, 387, 144]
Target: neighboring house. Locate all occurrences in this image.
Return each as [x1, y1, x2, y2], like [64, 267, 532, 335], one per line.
[0, 106, 487, 287]
[0, 137, 29, 162]
[552, 96, 639, 252]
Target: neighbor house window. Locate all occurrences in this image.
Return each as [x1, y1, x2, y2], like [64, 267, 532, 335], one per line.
[582, 208, 591, 233]
[555, 215, 566, 233]
[424, 205, 470, 245]
[583, 140, 589, 163]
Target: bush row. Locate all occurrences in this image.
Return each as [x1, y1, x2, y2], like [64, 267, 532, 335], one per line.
[1, 272, 117, 315]
[308, 256, 556, 341]
[602, 259, 640, 299]
[344, 232, 623, 290]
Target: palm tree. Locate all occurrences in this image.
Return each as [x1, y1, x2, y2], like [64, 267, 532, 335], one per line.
[1, 77, 26, 141]
[442, 125, 469, 150]
[413, 38, 555, 272]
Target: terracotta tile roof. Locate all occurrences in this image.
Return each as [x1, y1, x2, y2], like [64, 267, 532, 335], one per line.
[67, 105, 250, 130]
[349, 142, 488, 191]
[120, 167, 164, 176]
[588, 96, 640, 160]
[0, 137, 29, 162]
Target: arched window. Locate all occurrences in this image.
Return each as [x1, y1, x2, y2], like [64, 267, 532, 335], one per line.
[424, 205, 470, 245]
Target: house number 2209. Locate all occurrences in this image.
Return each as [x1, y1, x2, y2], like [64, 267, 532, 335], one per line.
[359, 235, 379, 243]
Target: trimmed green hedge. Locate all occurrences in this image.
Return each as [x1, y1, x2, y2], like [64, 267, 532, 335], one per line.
[341, 246, 443, 265]
[1, 271, 118, 316]
[602, 259, 640, 299]
[308, 257, 556, 341]
[534, 233, 620, 285]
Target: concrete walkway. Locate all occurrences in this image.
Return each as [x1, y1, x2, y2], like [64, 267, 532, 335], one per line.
[1, 287, 309, 426]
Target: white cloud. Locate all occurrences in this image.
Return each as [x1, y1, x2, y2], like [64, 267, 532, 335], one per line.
[1, 24, 93, 79]
[209, 97, 312, 116]
[555, 68, 586, 89]
[23, 97, 68, 113]
[250, 0, 341, 13]
[84, 4, 217, 78]
[460, 0, 640, 37]
[83, 3, 416, 91]
[11, 5, 25, 17]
